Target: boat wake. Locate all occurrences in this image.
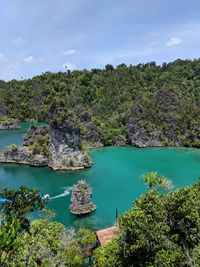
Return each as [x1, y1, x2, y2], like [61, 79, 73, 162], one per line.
[51, 187, 73, 200]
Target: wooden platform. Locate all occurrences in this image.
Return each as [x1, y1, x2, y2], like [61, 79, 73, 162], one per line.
[96, 226, 117, 246]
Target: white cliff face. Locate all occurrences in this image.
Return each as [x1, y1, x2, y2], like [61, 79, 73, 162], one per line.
[48, 126, 92, 171]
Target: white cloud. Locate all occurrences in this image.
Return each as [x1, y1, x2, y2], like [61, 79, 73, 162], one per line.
[62, 49, 77, 56]
[166, 37, 183, 47]
[23, 55, 35, 64]
[62, 62, 76, 70]
[0, 53, 7, 62]
[12, 37, 25, 45]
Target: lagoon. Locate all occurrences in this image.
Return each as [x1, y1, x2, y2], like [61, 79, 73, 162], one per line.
[0, 123, 200, 230]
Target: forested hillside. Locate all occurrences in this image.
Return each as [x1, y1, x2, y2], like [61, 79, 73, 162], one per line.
[0, 59, 199, 147]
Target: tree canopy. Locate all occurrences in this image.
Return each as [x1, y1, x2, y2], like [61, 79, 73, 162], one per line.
[0, 59, 199, 147]
[94, 176, 200, 267]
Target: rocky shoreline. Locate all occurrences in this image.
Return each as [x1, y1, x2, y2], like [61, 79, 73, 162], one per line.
[0, 102, 199, 170]
[0, 124, 92, 171]
[0, 146, 48, 166]
[0, 123, 198, 171]
[0, 119, 21, 130]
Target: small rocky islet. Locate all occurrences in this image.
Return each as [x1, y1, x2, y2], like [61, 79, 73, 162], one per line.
[69, 180, 96, 215]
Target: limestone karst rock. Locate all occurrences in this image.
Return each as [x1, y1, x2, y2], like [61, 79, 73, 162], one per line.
[69, 180, 96, 215]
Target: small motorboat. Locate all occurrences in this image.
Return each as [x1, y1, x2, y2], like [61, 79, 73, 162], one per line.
[41, 194, 50, 201]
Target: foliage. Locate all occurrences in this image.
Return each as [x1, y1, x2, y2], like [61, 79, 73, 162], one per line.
[77, 228, 96, 248]
[93, 238, 120, 267]
[0, 59, 199, 146]
[0, 116, 13, 124]
[1, 144, 17, 154]
[10, 220, 72, 267]
[80, 141, 89, 155]
[94, 178, 200, 267]
[64, 239, 84, 267]
[143, 171, 173, 192]
[1, 220, 97, 266]
[0, 217, 21, 265]
[0, 184, 96, 266]
[0, 186, 45, 231]
[29, 134, 49, 157]
[1, 176, 200, 266]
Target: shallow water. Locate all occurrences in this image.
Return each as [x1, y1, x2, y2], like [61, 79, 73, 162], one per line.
[0, 123, 200, 230]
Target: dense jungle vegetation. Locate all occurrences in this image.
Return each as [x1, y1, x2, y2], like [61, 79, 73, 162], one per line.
[0, 58, 199, 147]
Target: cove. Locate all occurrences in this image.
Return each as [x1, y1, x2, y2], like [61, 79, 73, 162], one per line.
[0, 123, 200, 230]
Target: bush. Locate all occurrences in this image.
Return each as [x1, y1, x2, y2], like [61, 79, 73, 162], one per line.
[29, 134, 49, 157]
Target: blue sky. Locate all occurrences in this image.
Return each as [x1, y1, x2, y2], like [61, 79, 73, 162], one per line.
[0, 0, 200, 81]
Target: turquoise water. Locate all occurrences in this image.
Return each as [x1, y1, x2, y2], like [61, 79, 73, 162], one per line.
[0, 123, 200, 230]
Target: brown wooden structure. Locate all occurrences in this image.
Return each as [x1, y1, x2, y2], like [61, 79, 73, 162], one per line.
[96, 226, 117, 246]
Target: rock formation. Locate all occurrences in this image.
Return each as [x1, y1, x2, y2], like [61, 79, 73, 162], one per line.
[113, 135, 127, 146]
[23, 126, 49, 146]
[0, 145, 48, 166]
[0, 118, 21, 130]
[48, 125, 92, 171]
[127, 89, 196, 147]
[47, 108, 92, 170]
[0, 121, 92, 171]
[0, 126, 49, 166]
[69, 180, 96, 215]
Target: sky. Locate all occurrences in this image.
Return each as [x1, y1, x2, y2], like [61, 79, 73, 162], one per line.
[0, 0, 200, 81]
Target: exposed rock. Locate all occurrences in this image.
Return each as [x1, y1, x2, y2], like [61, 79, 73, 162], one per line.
[0, 145, 48, 166]
[23, 126, 49, 146]
[128, 122, 165, 147]
[0, 126, 49, 167]
[0, 119, 21, 130]
[113, 135, 127, 146]
[127, 89, 198, 147]
[69, 180, 96, 215]
[48, 110, 92, 171]
[0, 120, 92, 171]
[0, 125, 50, 166]
[48, 126, 92, 171]
[86, 142, 104, 149]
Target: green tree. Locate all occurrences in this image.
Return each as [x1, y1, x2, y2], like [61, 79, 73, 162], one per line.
[94, 177, 200, 267]
[0, 186, 45, 231]
[0, 217, 20, 265]
[143, 171, 173, 191]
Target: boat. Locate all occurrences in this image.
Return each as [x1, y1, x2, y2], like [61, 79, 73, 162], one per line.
[41, 194, 50, 201]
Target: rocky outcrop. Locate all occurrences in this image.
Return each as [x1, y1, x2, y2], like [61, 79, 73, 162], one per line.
[0, 119, 21, 130]
[127, 89, 199, 147]
[0, 126, 49, 166]
[69, 180, 96, 215]
[0, 120, 92, 171]
[0, 145, 48, 166]
[128, 126, 166, 147]
[113, 135, 127, 146]
[47, 108, 92, 171]
[48, 126, 92, 171]
[23, 126, 49, 146]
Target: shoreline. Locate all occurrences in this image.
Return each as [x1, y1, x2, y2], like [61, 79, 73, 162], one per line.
[0, 145, 199, 172]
